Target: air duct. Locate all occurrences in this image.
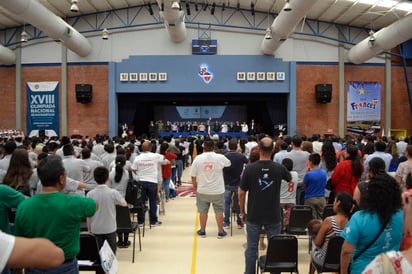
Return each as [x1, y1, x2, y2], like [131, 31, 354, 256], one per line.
[0, 45, 16, 65]
[0, 0, 92, 57]
[347, 13, 412, 64]
[157, 0, 187, 43]
[261, 0, 318, 55]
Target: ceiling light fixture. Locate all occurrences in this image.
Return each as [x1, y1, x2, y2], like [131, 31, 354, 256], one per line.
[250, 2, 255, 16]
[171, 0, 180, 9]
[283, 0, 292, 12]
[102, 28, 109, 40]
[211, 2, 216, 15]
[148, 3, 154, 15]
[368, 30, 376, 48]
[264, 28, 272, 40]
[20, 30, 28, 43]
[186, 2, 191, 15]
[70, 0, 79, 12]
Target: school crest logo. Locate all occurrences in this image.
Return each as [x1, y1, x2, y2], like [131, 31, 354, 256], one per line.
[198, 65, 213, 84]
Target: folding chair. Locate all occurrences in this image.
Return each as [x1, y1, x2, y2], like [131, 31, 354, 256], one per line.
[313, 236, 344, 273]
[286, 205, 313, 235]
[257, 234, 299, 274]
[116, 205, 141, 263]
[77, 233, 105, 273]
[322, 204, 334, 220]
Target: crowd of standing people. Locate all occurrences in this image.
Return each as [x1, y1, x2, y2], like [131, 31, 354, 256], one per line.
[1, 130, 412, 274]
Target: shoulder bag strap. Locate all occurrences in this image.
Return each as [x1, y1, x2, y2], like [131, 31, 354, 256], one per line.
[353, 217, 390, 261]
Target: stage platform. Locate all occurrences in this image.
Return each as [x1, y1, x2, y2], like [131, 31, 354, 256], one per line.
[159, 131, 247, 139]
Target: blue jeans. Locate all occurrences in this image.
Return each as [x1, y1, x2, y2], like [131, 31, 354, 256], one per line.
[171, 167, 176, 184]
[25, 258, 78, 274]
[162, 177, 171, 199]
[175, 159, 183, 184]
[244, 221, 281, 274]
[224, 185, 240, 226]
[137, 181, 158, 225]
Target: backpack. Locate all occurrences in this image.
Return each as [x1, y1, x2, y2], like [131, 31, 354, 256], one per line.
[125, 171, 142, 207]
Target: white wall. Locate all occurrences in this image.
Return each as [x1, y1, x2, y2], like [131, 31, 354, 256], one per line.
[17, 25, 385, 64]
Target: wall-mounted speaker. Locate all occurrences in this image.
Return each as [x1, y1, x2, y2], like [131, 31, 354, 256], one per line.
[75, 84, 92, 104]
[315, 84, 332, 104]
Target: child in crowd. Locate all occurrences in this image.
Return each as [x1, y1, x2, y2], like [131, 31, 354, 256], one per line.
[87, 166, 128, 253]
[279, 158, 299, 231]
[306, 219, 322, 240]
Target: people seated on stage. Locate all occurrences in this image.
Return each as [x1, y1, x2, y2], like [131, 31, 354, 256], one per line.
[228, 122, 235, 132]
[192, 121, 198, 132]
[213, 121, 220, 132]
[221, 122, 228, 133]
[235, 121, 242, 132]
[241, 121, 248, 134]
[186, 121, 192, 132]
[148, 121, 156, 137]
[164, 121, 172, 132]
[198, 122, 206, 132]
[179, 122, 185, 132]
[156, 120, 164, 136]
[171, 122, 178, 133]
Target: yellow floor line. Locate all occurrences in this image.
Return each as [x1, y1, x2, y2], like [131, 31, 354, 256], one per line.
[191, 211, 200, 274]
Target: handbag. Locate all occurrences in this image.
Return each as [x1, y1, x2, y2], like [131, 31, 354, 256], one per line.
[348, 217, 391, 273]
[125, 170, 141, 207]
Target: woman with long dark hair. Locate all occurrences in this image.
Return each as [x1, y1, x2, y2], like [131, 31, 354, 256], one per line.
[340, 173, 403, 274]
[309, 192, 357, 274]
[353, 157, 386, 208]
[3, 148, 38, 196]
[109, 154, 130, 248]
[331, 144, 363, 196]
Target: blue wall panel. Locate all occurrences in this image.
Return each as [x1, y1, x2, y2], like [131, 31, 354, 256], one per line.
[108, 55, 296, 136]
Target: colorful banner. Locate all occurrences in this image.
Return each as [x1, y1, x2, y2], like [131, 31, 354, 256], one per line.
[347, 81, 381, 135]
[26, 82, 59, 137]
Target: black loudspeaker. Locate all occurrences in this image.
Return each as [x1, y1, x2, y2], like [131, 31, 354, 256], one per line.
[75, 84, 92, 104]
[315, 84, 332, 104]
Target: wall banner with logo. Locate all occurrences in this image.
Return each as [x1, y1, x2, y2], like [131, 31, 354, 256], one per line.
[347, 81, 381, 135]
[26, 82, 59, 137]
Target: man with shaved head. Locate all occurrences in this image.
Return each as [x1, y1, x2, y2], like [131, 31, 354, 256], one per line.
[239, 136, 292, 274]
[132, 140, 169, 227]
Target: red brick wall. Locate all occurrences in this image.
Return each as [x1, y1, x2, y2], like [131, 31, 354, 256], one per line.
[0, 65, 108, 137]
[0, 63, 411, 138]
[296, 64, 412, 137]
[0, 67, 17, 129]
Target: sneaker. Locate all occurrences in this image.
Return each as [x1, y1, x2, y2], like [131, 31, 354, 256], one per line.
[224, 224, 230, 229]
[217, 230, 227, 239]
[197, 229, 206, 238]
[237, 224, 243, 229]
[123, 241, 131, 248]
[151, 221, 162, 227]
[116, 241, 124, 248]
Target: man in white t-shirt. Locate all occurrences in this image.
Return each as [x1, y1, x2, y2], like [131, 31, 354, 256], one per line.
[132, 141, 168, 227]
[191, 139, 231, 239]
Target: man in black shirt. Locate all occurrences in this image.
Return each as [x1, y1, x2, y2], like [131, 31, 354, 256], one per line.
[223, 139, 248, 229]
[239, 137, 291, 274]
